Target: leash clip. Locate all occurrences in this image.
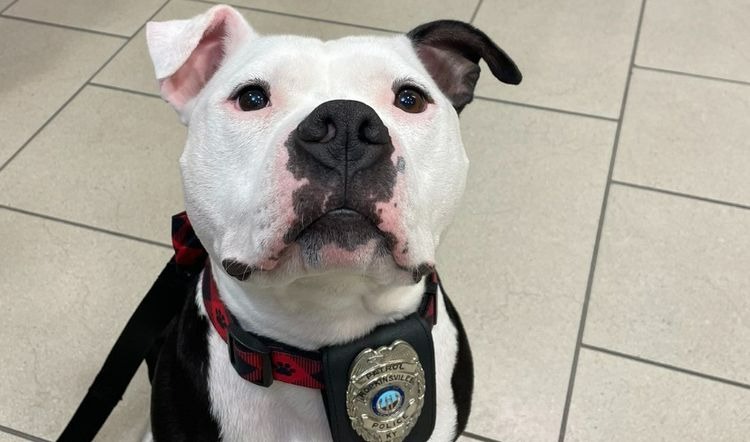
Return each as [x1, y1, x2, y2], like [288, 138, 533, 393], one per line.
[227, 321, 274, 387]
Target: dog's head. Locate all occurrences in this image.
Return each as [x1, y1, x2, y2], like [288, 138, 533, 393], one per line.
[147, 5, 520, 286]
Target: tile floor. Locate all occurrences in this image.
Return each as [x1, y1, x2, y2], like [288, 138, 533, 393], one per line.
[0, 0, 748, 441]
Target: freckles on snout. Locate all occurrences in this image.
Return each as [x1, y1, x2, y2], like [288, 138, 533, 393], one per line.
[372, 149, 409, 267]
[374, 198, 407, 265]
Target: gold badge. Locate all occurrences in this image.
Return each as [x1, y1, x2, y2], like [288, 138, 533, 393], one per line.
[346, 340, 426, 442]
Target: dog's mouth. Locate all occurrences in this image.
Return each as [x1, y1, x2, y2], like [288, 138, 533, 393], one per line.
[295, 208, 386, 245]
[294, 208, 392, 262]
[222, 208, 395, 281]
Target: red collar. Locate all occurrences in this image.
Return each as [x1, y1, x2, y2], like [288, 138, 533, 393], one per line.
[172, 211, 438, 390]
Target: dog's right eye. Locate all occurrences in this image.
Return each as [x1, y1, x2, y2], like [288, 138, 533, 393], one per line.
[394, 87, 427, 113]
[235, 86, 269, 111]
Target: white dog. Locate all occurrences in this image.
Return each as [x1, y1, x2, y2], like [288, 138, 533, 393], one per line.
[145, 5, 520, 441]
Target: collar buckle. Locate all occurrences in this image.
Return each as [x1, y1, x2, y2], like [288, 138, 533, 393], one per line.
[227, 320, 274, 387]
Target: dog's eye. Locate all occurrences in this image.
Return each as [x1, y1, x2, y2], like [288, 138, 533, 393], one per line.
[236, 86, 269, 111]
[394, 87, 427, 113]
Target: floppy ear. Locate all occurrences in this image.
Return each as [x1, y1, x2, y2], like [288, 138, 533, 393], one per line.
[146, 5, 255, 122]
[407, 20, 521, 113]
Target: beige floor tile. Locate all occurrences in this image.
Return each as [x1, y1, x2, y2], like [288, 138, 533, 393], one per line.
[437, 212, 580, 442]
[437, 102, 613, 440]
[0, 18, 122, 165]
[585, 185, 750, 384]
[0, 430, 26, 442]
[0, 86, 186, 244]
[0, 209, 171, 439]
[5, 0, 165, 36]
[459, 100, 615, 216]
[637, 0, 750, 83]
[455, 435, 486, 442]
[473, 0, 642, 118]
[0, 0, 14, 11]
[195, 0, 477, 31]
[614, 69, 750, 207]
[94, 0, 394, 96]
[566, 349, 750, 441]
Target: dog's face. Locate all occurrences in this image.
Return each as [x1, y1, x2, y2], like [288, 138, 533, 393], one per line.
[147, 6, 520, 286]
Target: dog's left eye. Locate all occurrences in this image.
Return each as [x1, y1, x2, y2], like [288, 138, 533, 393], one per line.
[236, 86, 269, 111]
[394, 87, 427, 113]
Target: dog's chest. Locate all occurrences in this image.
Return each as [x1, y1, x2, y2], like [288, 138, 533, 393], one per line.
[198, 289, 461, 442]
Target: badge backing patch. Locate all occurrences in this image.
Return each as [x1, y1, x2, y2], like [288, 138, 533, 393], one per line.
[321, 312, 436, 442]
[346, 340, 426, 441]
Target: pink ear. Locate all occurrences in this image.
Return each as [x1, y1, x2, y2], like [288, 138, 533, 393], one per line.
[146, 5, 254, 118]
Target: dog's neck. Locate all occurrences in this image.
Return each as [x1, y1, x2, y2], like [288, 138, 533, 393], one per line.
[208, 261, 426, 350]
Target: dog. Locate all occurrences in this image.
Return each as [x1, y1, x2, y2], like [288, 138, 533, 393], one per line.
[144, 5, 520, 441]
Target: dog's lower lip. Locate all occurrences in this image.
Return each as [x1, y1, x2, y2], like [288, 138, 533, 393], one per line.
[292, 208, 370, 241]
[327, 208, 361, 217]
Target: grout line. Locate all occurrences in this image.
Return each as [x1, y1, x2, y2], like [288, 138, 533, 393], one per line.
[0, 424, 50, 442]
[634, 64, 750, 87]
[462, 431, 502, 442]
[469, 0, 484, 24]
[0, 14, 129, 39]
[188, 0, 401, 34]
[474, 96, 618, 121]
[557, 0, 648, 440]
[611, 180, 750, 211]
[0, 78, 102, 173]
[88, 82, 162, 99]
[0, 0, 171, 175]
[0, 0, 19, 14]
[0, 205, 173, 249]
[581, 344, 750, 391]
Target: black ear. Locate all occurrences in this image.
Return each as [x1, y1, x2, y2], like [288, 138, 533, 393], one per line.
[407, 20, 522, 112]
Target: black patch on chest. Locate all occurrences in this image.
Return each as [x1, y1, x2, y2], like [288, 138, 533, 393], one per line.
[151, 284, 221, 441]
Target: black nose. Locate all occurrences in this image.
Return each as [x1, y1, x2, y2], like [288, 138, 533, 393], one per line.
[294, 100, 391, 177]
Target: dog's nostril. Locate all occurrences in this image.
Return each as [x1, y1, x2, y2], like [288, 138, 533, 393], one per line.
[297, 119, 336, 144]
[359, 120, 389, 145]
[319, 122, 336, 144]
[296, 119, 327, 142]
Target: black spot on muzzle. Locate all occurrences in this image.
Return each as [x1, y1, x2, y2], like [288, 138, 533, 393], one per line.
[285, 100, 399, 252]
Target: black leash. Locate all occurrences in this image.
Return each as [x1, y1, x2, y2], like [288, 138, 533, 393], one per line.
[58, 258, 195, 442]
